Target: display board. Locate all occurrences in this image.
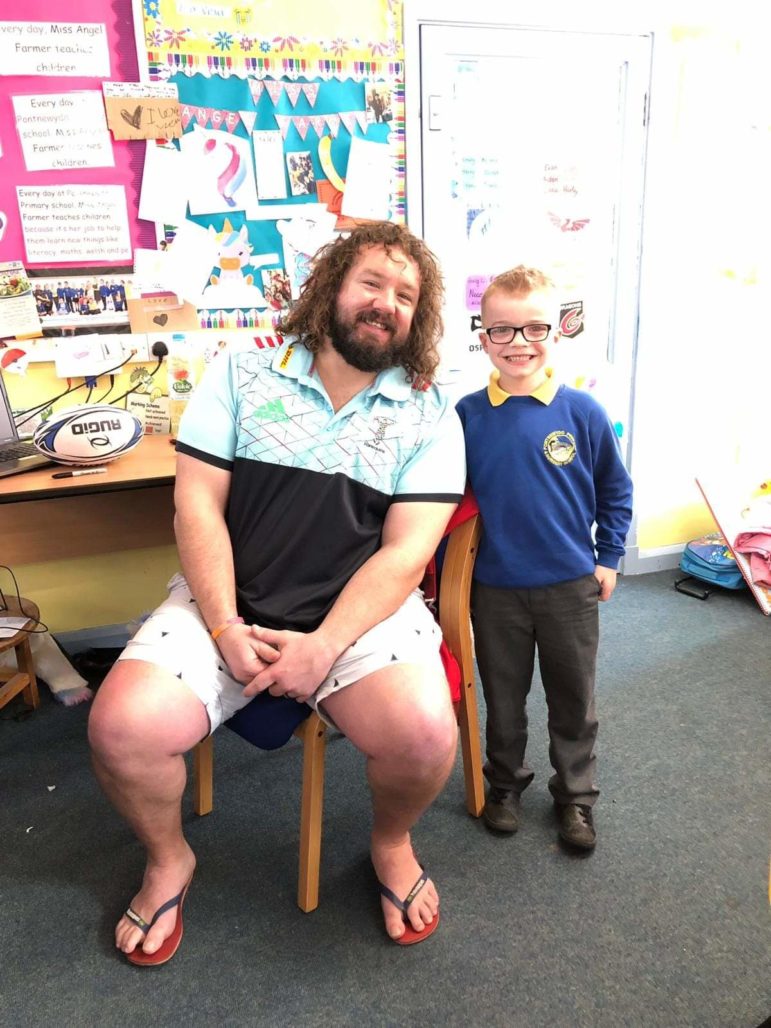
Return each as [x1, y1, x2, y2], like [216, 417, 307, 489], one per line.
[0, 0, 155, 269]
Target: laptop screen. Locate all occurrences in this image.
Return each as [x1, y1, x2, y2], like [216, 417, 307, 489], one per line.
[0, 370, 21, 445]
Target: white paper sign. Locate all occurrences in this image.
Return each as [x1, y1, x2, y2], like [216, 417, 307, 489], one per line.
[16, 185, 131, 263]
[252, 131, 288, 200]
[340, 136, 391, 220]
[0, 22, 110, 78]
[13, 92, 114, 171]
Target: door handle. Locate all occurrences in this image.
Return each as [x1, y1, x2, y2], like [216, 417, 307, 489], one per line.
[427, 94, 442, 131]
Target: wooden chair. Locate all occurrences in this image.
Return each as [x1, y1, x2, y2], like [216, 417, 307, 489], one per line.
[192, 513, 484, 912]
[0, 596, 41, 713]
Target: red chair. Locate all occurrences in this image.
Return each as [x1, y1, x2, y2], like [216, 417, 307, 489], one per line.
[192, 509, 483, 912]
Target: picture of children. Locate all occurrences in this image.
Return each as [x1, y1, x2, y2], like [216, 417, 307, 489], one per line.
[261, 269, 292, 311]
[286, 152, 316, 196]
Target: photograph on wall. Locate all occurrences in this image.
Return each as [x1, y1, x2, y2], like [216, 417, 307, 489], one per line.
[261, 269, 292, 312]
[27, 269, 136, 336]
[286, 152, 316, 197]
[365, 83, 393, 124]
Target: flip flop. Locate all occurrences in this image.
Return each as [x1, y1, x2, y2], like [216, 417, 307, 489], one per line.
[378, 868, 440, 946]
[124, 876, 193, 967]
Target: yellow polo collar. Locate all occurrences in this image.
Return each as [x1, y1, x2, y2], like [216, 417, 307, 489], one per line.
[487, 368, 559, 407]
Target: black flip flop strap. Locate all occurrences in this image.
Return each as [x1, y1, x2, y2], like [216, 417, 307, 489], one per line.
[380, 869, 428, 914]
[124, 886, 185, 935]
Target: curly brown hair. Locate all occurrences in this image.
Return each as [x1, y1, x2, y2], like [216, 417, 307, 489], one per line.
[276, 222, 444, 381]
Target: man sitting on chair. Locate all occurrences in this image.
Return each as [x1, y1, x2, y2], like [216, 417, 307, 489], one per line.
[88, 222, 465, 964]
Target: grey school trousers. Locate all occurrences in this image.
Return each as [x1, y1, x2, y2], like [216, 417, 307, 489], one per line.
[471, 574, 601, 807]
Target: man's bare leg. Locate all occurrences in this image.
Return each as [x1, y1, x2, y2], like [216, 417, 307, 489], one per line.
[88, 659, 210, 957]
[321, 664, 457, 941]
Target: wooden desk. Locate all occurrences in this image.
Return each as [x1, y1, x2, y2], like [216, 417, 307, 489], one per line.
[0, 434, 177, 564]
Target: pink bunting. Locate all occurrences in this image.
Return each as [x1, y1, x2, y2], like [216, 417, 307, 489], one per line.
[275, 114, 292, 140]
[195, 107, 211, 127]
[309, 116, 326, 139]
[293, 115, 311, 140]
[224, 111, 239, 133]
[339, 111, 358, 136]
[210, 109, 223, 129]
[284, 83, 303, 107]
[180, 105, 195, 129]
[301, 83, 320, 107]
[248, 80, 264, 104]
[265, 81, 284, 105]
[323, 113, 341, 138]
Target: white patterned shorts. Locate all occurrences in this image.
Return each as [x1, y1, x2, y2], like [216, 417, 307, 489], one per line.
[117, 574, 444, 733]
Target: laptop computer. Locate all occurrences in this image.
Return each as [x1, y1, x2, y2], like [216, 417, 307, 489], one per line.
[0, 368, 52, 478]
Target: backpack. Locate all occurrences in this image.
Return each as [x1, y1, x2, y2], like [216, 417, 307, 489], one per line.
[674, 532, 746, 600]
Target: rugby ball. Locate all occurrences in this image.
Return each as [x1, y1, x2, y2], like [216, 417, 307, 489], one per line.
[34, 404, 143, 466]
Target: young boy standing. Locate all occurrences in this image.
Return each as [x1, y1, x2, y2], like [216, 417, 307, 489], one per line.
[456, 267, 633, 850]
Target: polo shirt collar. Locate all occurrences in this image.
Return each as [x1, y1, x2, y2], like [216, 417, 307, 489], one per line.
[487, 368, 559, 407]
[272, 339, 411, 401]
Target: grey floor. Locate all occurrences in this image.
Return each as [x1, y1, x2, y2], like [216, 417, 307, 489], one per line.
[2, 570, 770, 1027]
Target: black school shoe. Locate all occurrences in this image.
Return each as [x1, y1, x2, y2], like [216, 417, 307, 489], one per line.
[482, 788, 521, 833]
[555, 803, 596, 850]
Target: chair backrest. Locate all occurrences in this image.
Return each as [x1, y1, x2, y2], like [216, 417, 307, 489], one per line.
[225, 506, 481, 750]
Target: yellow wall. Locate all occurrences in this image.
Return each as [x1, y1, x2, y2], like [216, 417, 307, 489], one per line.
[15, 547, 180, 634]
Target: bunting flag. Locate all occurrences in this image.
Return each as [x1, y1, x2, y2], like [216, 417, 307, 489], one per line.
[309, 115, 327, 138]
[224, 110, 239, 132]
[323, 113, 341, 138]
[265, 80, 284, 105]
[248, 80, 264, 104]
[339, 111, 358, 135]
[180, 105, 195, 129]
[275, 114, 292, 140]
[354, 111, 369, 133]
[195, 106, 212, 126]
[239, 110, 257, 133]
[301, 83, 320, 107]
[293, 115, 311, 140]
[284, 82, 303, 107]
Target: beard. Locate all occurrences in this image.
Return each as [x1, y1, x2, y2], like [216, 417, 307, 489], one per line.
[328, 307, 409, 373]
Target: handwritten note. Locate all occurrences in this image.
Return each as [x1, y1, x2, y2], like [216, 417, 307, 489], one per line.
[0, 21, 109, 77]
[102, 82, 182, 141]
[12, 92, 114, 171]
[16, 185, 131, 263]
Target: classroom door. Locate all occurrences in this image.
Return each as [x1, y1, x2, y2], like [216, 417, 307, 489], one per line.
[413, 23, 651, 455]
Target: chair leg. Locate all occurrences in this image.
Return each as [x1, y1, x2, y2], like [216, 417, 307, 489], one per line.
[193, 736, 214, 816]
[17, 638, 40, 710]
[295, 712, 327, 913]
[458, 675, 485, 818]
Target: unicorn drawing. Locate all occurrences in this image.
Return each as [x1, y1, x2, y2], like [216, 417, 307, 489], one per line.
[202, 219, 268, 308]
[209, 220, 254, 286]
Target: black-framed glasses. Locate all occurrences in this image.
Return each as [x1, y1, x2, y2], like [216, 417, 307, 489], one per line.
[483, 324, 551, 344]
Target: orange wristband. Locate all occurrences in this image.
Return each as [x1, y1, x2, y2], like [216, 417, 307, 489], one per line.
[210, 616, 245, 641]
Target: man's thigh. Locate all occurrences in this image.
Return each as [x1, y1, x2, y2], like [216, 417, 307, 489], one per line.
[117, 574, 249, 734]
[318, 593, 452, 757]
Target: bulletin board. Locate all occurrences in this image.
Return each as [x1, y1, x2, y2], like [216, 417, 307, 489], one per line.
[0, 0, 155, 268]
[133, 0, 406, 332]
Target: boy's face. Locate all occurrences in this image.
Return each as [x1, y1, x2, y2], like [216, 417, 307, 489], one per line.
[480, 288, 559, 396]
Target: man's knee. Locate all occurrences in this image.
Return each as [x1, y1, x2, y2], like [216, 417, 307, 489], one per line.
[391, 697, 458, 772]
[88, 663, 148, 759]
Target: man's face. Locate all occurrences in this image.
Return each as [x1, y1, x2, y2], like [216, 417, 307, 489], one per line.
[329, 245, 420, 373]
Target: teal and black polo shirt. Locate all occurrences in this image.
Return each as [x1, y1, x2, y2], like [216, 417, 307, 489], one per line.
[177, 341, 465, 631]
